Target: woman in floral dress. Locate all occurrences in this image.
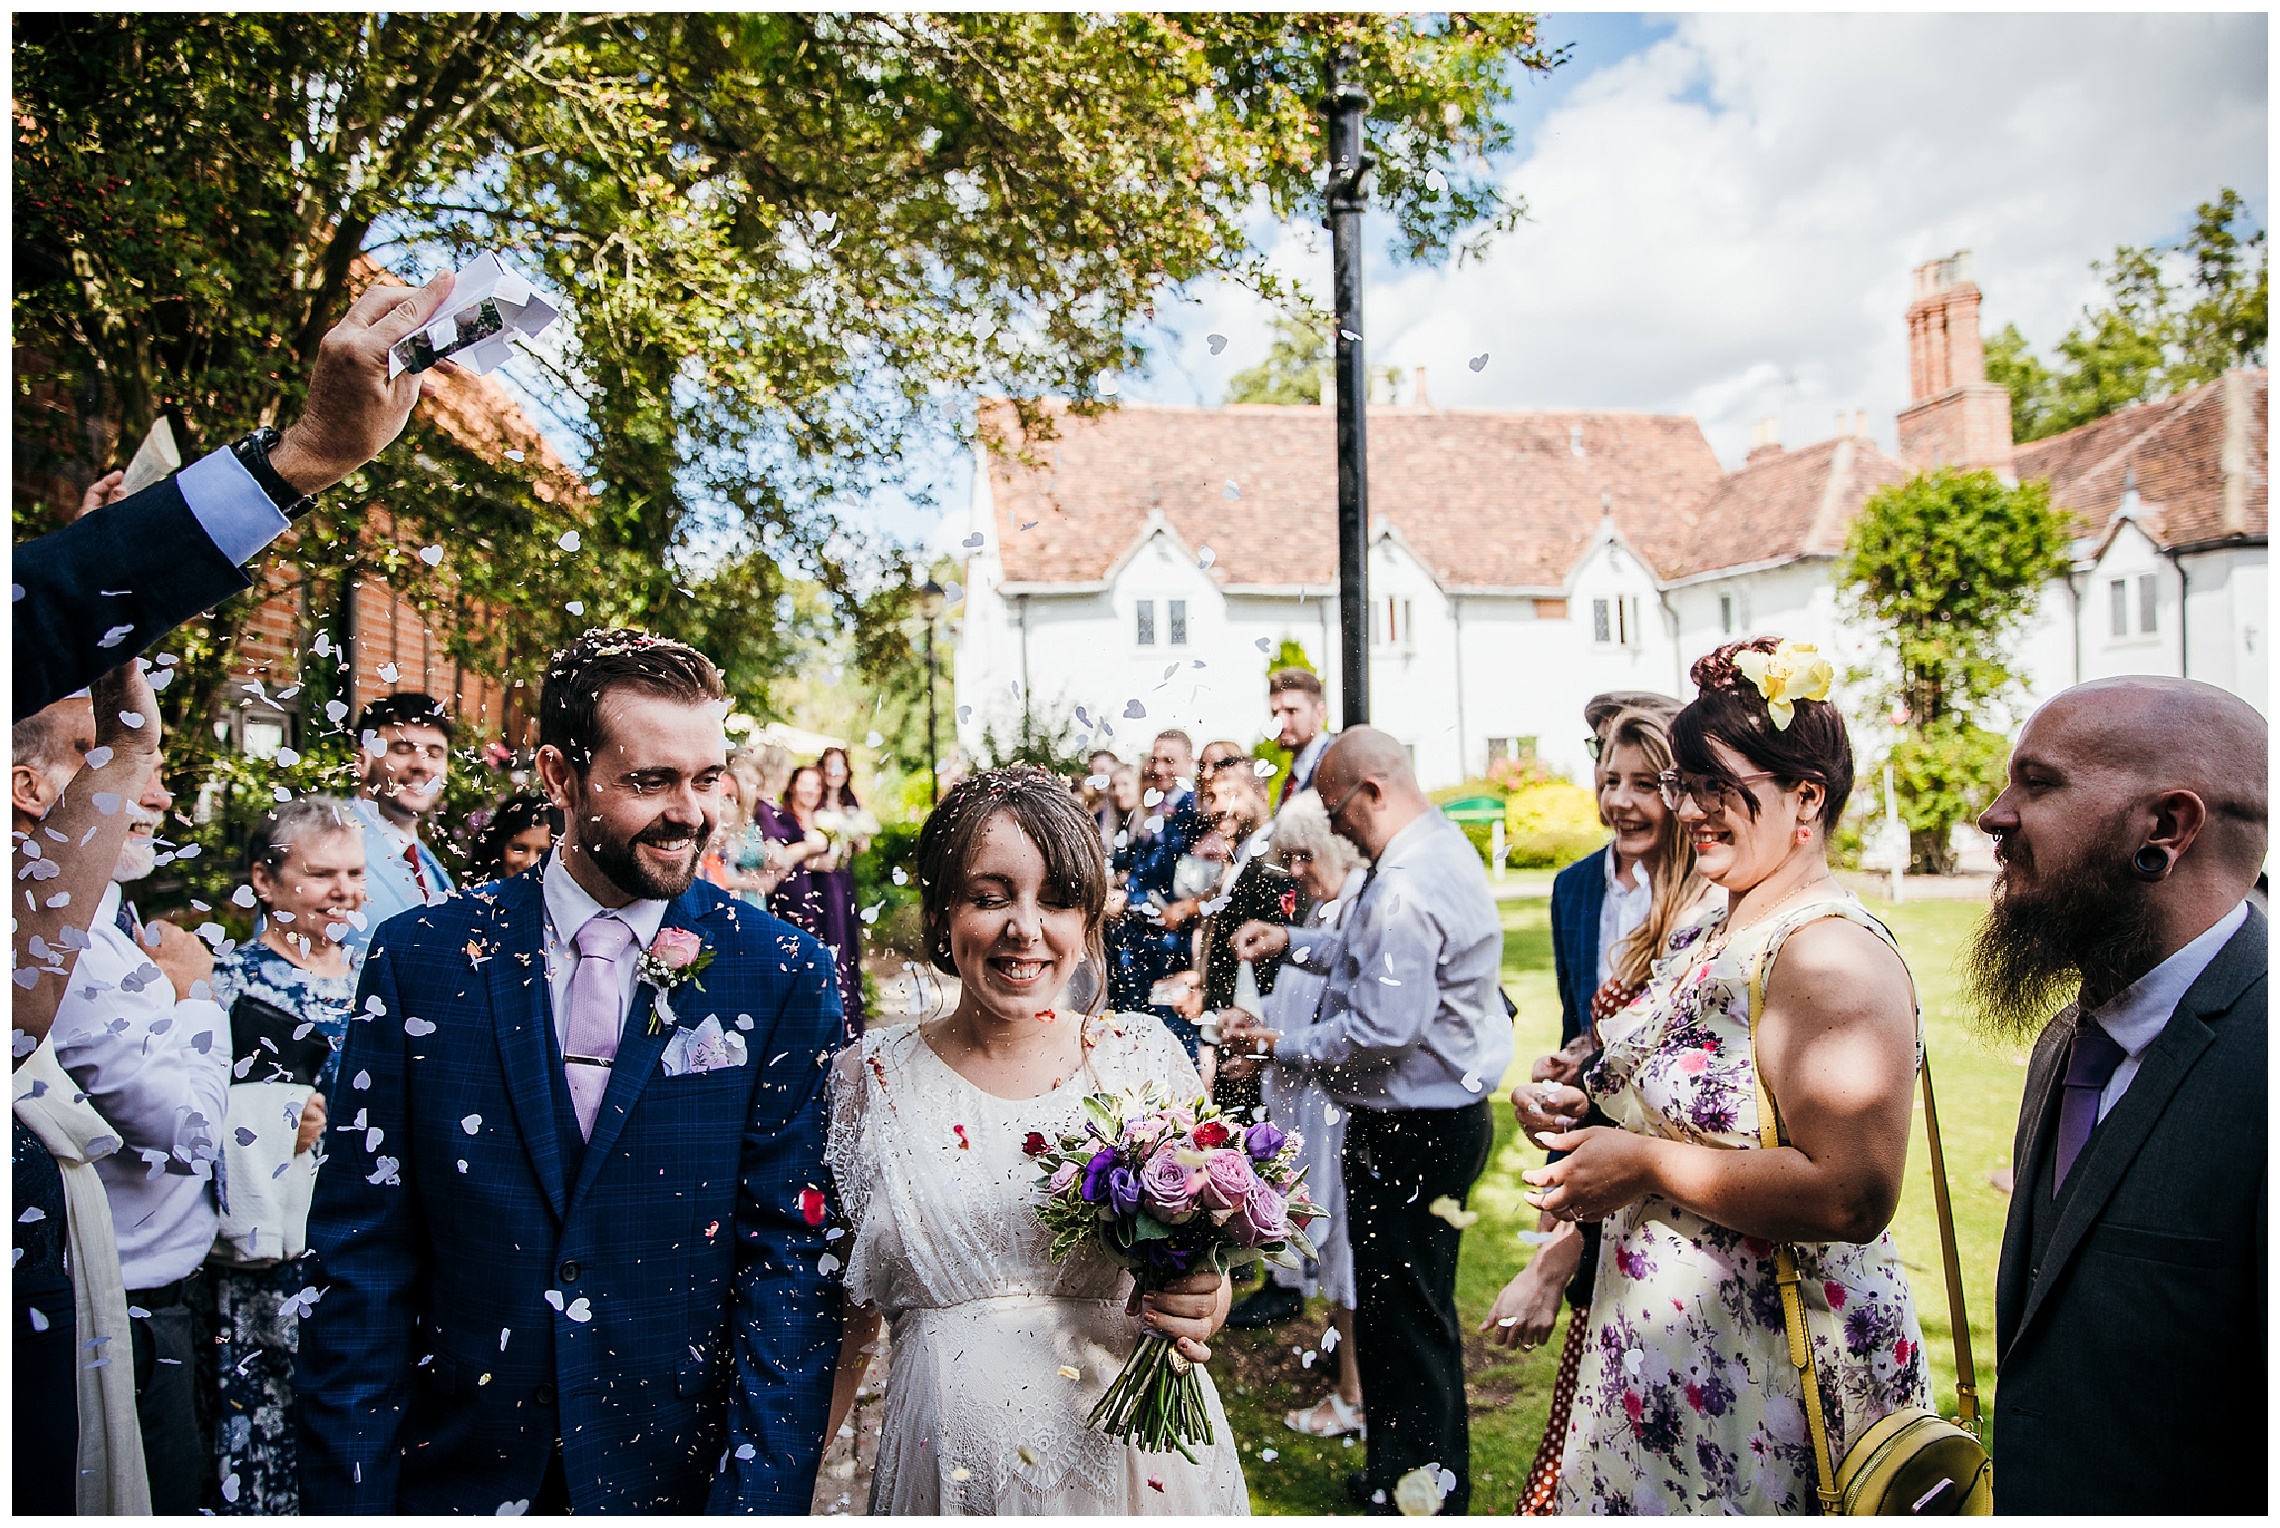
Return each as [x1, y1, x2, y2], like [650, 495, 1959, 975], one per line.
[1520, 640, 1929, 1514]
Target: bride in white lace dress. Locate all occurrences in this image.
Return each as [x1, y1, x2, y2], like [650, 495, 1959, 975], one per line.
[825, 767, 1248, 1515]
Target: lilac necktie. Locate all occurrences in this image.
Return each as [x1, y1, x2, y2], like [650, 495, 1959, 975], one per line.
[564, 915, 637, 1141]
[2051, 1019, 2127, 1194]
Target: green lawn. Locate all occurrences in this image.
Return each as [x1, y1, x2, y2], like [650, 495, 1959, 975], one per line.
[1221, 894, 2021, 1514]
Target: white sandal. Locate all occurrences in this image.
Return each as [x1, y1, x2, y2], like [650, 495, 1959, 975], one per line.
[1283, 1392, 1366, 1439]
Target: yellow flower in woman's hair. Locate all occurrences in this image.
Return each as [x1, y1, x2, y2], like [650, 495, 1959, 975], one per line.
[1730, 642, 1836, 730]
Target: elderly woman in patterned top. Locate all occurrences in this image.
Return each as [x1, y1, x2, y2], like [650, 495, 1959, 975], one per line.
[200, 797, 367, 1515]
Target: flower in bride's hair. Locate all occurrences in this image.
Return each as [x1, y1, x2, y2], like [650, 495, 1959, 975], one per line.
[1730, 641, 1835, 730]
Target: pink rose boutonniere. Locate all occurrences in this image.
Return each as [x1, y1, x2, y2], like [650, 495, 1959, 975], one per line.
[638, 927, 716, 1034]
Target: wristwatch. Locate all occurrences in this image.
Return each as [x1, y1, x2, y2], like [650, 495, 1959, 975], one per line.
[230, 425, 319, 520]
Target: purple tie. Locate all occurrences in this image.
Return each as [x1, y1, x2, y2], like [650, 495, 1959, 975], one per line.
[564, 915, 637, 1141]
[2052, 1019, 2127, 1194]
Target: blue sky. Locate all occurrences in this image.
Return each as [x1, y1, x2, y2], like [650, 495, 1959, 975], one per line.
[488, 14, 2268, 561]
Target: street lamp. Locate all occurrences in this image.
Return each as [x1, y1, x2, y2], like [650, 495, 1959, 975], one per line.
[918, 579, 946, 804]
[1321, 44, 1374, 729]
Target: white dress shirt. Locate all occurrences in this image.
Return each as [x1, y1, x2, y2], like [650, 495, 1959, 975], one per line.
[2084, 898, 2250, 1122]
[1276, 811, 1513, 1109]
[48, 882, 231, 1289]
[174, 447, 292, 566]
[540, 853, 669, 1053]
[1597, 845, 1654, 989]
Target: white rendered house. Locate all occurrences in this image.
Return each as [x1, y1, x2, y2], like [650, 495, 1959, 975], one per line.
[953, 257, 2267, 789]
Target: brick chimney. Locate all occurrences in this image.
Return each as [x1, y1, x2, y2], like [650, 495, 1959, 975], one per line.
[1896, 251, 2014, 473]
[1747, 417, 1782, 463]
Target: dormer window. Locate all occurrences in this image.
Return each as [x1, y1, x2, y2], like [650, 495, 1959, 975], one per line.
[1593, 596, 1643, 648]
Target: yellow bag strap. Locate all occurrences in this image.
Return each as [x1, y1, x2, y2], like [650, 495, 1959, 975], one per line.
[1747, 920, 1979, 1514]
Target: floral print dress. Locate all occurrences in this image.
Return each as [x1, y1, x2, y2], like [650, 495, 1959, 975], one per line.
[1553, 896, 1930, 1515]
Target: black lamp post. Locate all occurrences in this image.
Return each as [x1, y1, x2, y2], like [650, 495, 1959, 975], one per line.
[918, 580, 945, 804]
[1321, 45, 1373, 729]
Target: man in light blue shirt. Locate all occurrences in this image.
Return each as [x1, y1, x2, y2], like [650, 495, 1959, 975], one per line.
[1227, 727, 1510, 1515]
[342, 693, 458, 956]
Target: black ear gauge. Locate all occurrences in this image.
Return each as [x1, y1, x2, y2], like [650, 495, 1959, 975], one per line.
[2132, 846, 2172, 880]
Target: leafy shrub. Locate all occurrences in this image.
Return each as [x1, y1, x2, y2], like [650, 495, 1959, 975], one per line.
[1504, 781, 1605, 869]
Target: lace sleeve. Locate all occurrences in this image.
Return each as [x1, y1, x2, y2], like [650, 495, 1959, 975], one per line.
[823, 1039, 875, 1237]
[1096, 1011, 1207, 1103]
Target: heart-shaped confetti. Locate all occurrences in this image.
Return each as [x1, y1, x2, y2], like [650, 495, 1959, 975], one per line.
[1207, 333, 1228, 355]
[118, 711, 145, 729]
[419, 545, 445, 566]
[558, 530, 581, 552]
[1469, 353, 1489, 373]
[1123, 699, 1147, 719]
[565, 601, 584, 616]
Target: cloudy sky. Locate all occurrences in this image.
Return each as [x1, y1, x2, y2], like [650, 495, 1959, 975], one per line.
[1133, 11, 2268, 473]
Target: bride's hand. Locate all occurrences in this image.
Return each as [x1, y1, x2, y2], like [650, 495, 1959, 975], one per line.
[1131, 1268, 1231, 1364]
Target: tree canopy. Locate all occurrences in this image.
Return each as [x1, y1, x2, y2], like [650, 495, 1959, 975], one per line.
[1838, 467, 2073, 872]
[15, 15, 1561, 762]
[1986, 188, 2268, 443]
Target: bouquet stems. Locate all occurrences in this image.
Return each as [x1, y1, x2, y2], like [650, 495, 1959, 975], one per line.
[1086, 1332, 1214, 1463]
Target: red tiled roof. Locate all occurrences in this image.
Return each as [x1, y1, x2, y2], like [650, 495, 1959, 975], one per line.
[982, 400, 1725, 592]
[1656, 434, 1912, 582]
[2012, 370, 2268, 550]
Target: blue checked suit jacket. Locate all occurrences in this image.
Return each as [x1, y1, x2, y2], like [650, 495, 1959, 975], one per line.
[297, 868, 844, 1514]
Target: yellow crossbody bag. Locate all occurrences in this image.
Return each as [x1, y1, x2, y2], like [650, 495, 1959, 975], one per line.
[1749, 938, 1993, 1515]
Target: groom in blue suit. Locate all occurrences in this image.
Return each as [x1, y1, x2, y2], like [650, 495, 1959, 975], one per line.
[300, 629, 845, 1513]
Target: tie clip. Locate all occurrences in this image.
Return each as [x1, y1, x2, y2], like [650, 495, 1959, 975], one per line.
[564, 1054, 614, 1068]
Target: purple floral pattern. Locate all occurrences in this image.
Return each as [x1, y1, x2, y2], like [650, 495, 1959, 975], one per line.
[1555, 897, 1930, 1514]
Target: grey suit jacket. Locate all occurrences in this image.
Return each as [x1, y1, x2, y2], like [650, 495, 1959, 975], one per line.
[1991, 905, 2267, 1514]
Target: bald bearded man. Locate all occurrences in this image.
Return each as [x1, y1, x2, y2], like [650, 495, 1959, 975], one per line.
[1967, 677, 2267, 1513]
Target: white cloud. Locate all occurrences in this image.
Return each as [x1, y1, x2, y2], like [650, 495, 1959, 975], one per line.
[1138, 12, 2268, 470]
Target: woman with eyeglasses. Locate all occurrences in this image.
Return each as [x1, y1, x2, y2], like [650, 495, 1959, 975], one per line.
[1486, 699, 1718, 1510]
[1517, 638, 1929, 1513]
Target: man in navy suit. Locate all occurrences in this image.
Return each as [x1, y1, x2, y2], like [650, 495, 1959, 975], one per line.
[14, 269, 457, 719]
[299, 630, 844, 1514]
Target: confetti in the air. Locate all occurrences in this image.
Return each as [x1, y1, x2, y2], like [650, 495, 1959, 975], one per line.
[419, 545, 445, 566]
[1123, 699, 1146, 719]
[1207, 333, 1228, 354]
[961, 532, 984, 550]
[1223, 480, 1240, 500]
[1469, 353, 1489, 373]
[1197, 546, 1215, 568]
[558, 530, 581, 552]
[565, 601, 585, 616]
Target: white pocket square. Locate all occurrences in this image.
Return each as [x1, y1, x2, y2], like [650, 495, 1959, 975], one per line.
[659, 1016, 748, 1078]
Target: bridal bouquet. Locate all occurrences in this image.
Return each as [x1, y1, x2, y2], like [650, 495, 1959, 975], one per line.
[1027, 1083, 1323, 1459]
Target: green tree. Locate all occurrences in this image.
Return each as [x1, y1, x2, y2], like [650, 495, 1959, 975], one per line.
[1838, 468, 2072, 872]
[15, 15, 1561, 796]
[1226, 315, 1334, 405]
[1989, 188, 2267, 443]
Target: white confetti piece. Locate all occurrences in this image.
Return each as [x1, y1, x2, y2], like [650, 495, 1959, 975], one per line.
[564, 1297, 592, 1323]
[1469, 353, 1489, 373]
[1207, 333, 1228, 354]
[961, 532, 984, 549]
[1222, 480, 1240, 500]
[97, 624, 134, 649]
[419, 545, 445, 566]
[565, 600, 584, 616]
[1260, 1447, 1279, 1462]
[377, 663, 401, 683]
[864, 731, 883, 749]
[462, 1114, 483, 1135]
[544, 1290, 565, 1312]
[557, 530, 581, 552]
[1123, 699, 1146, 719]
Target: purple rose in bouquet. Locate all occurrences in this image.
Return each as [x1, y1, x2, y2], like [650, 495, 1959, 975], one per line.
[1231, 1181, 1290, 1247]
[1195, 1148, 1257, 1212]
[1140, 1148, 1201, 1223]
[1243, 1120, 1287, 1162]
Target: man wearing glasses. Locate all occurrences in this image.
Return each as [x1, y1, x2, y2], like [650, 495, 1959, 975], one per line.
[1224, 727, 1510, 1514]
